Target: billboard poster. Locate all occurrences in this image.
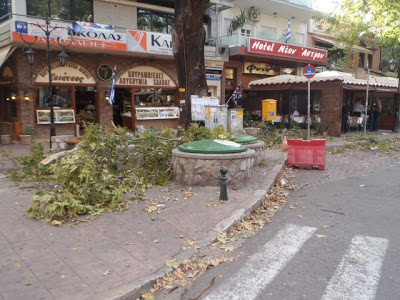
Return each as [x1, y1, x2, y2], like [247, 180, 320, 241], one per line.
[127, 30, 173, 56]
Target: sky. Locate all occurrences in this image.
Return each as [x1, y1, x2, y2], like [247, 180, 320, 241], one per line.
[312, 0, 343, 13]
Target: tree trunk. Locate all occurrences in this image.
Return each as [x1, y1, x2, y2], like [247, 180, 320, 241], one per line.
[173, 0, 210, 129]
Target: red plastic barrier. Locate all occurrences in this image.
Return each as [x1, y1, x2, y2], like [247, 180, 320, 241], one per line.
[287, 139, 325, 170]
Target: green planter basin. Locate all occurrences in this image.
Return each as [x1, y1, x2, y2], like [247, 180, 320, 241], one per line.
[233, 133, 258, 144]
[178, 139, 248, 154]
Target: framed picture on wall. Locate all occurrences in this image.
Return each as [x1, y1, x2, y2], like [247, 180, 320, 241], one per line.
[37, 109, 75, 124]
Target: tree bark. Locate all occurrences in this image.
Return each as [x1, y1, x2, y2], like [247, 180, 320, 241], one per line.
[172, 0, 210, 129]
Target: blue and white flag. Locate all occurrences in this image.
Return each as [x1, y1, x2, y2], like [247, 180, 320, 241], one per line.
[108, 66, 116, 106]
[72, 22, 84, 34]
[285, 17, 291, 43]
[229, 83, 242, 107]
[72, 22, 115, 34]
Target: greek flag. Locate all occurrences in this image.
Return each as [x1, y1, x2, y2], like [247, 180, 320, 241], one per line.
[229, 83, 242, 107]
[285, 17, 291, 43]
[108, 66, 116, 106]
[72, 22, 84, 34]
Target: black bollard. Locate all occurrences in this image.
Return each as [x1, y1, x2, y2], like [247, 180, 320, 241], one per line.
[219, 166, 228, 201]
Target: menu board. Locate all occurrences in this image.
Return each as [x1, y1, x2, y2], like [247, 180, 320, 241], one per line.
[136, 107, 179, 120]
[37, 109, 75, 124]
[191, 96, 219, 121]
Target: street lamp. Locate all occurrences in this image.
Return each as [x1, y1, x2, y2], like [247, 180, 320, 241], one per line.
[20, 12, 72, 149]
[389, 59, 400, 133]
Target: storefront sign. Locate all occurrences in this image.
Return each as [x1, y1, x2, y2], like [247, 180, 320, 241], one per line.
[97, 64, 113, 81]
[13, 21, 127, 52]
[35, 62, 96, 84]
[127, 30, 173, 56]
[244, 62, 279, 75]
[117, 66, 176, 87]
[0, 66, 14, 85]
[248, 38, 328, 63]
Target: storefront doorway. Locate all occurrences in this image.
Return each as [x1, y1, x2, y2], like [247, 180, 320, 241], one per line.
[113, 88, 132, 129]
[75, 86, 96, 135]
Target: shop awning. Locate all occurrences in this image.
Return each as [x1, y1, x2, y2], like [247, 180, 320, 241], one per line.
[249, 70, 398, 91]
[0, 45, 15, 69]
[313, 36, 373, 55]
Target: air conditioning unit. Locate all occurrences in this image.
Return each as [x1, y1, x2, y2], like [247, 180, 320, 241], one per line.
[249, 9, 260, 22]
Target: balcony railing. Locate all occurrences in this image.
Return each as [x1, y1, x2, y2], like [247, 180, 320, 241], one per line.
[276, 0, 312, 9]
[219, 33, 307, 49]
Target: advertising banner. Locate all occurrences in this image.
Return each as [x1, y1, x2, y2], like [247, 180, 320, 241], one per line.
[127, 30, 173, 56]
[13, 20, 127, 52]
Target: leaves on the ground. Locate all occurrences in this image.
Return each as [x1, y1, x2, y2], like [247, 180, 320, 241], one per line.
[316, 234, 327, 239]
[153, 239, 159, 244]
[182, 188, 194, 199]
[125, 241, 135, 245]
[359, 184, 367, 187]
[13, 262, 21, 268]
[71, 248, 78, 251]
[146, 205, 157, 213]
[289, 204, 297, 209]
[141, 292, 155, 300]
[102, 270, 111, 276]
[166, 259, 178, 268]
[50, 220, 63, 226]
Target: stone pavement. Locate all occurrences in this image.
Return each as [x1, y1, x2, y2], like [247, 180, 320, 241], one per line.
[0, 131, 399, 300]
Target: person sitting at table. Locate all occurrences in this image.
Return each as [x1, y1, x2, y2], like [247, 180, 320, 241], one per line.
[352, 98, 363, 117]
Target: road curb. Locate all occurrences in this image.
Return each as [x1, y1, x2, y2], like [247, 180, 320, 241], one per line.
[89, 160, 286, 300]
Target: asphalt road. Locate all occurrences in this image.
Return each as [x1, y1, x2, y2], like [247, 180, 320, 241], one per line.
[182, 161, 400, 300]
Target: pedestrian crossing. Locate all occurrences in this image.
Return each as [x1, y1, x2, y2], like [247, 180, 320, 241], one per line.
[203, 224, 389, 300]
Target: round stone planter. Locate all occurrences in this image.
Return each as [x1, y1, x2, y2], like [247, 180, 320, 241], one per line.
[246, 140, 266, 165]
[172, 148, 256, 186]
[0, 134, 12, 145]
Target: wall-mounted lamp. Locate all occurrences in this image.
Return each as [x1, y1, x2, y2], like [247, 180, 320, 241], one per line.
[24, 91, 30, 101]
[104, 91, 109, 101]
[11, 93, 16, 100]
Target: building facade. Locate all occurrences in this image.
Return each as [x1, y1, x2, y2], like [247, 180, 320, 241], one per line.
[0, 0, 230, 138]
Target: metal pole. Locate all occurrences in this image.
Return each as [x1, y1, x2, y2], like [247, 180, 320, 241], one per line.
[364, 68, 370, 135]
[394, 67, 400, 133]
[307, 78, 310, 140]
[219, 166, 228, 201]
[45, 3, 56, 148]
[287, 85, 292, 128]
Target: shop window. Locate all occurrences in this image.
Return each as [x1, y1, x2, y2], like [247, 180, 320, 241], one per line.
[0, 0, 11, 22]
[134, 88, 176, 107]
[358, 52, 365, 68]
[26, 0, 93, 22]
[5, 92, 17, 121]
[137, 9, 174, 34]
[368, 54, 373, 68]
[37, 86, 72, 108]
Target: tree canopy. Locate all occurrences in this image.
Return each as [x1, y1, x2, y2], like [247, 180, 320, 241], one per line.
[314, 0, 400, 64]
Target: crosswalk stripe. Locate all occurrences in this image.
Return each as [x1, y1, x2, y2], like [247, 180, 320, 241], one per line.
[321, 235, 389, 300]
[203, 224, 317, 300]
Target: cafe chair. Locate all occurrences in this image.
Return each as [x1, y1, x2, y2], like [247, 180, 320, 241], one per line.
[348, 116, 360, 131]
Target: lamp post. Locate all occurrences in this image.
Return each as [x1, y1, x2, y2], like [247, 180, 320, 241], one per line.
[20, 4, 72, 149]
[389, 59, 400, 133]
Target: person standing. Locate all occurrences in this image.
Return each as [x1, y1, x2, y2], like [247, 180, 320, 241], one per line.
[372, 99, 382, 131]
[342, 100, 350, 133]
[352, 98, 363, 117]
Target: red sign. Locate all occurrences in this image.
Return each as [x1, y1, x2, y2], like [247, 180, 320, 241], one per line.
[248, 38, 327, 64]
[303, 64, 316, 78]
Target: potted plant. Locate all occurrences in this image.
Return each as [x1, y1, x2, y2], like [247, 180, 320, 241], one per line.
[20, 126, 35, 145]
[0, 133, 12, 144]
[318, 122, 329, 137]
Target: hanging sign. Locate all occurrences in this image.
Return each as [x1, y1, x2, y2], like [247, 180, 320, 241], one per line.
[97, 64, 113, 81]
[248, 37, 328, 63]
[0, 66, 14, 85]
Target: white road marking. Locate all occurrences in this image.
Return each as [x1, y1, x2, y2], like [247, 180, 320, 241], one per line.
[321, 235, 389, 300]
[203, 223, 317, 300]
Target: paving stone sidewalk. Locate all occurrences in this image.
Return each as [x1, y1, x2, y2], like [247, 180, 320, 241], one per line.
[0, 131, 398, 300]
[0, 143, 285, 300]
